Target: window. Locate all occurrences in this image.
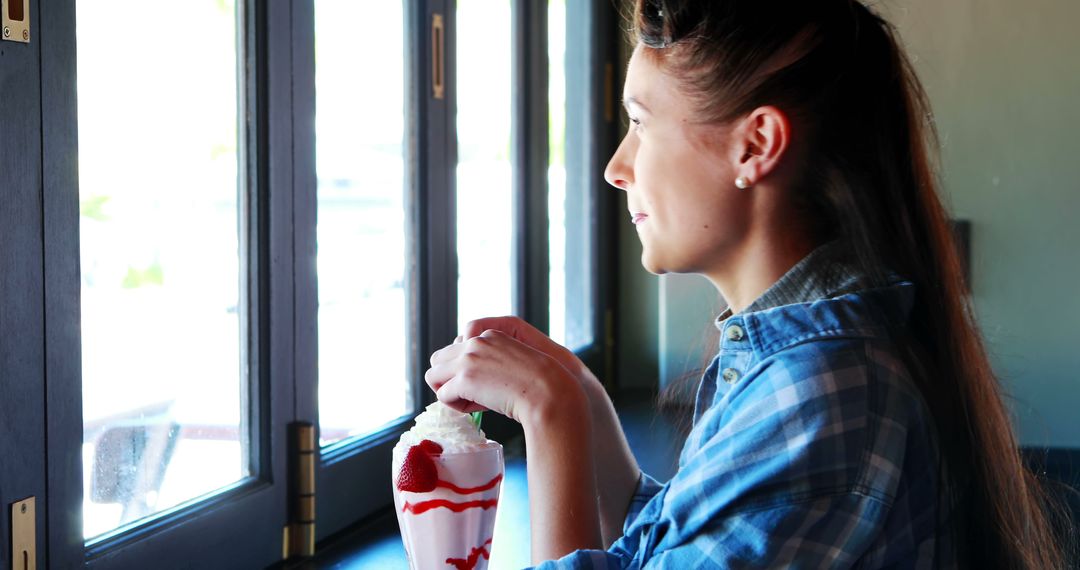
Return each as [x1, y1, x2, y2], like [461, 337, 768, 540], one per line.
[2, 0, 616, 566]
[456, 0, 515, 331]
[76, 0, 250, 541]
[548, 0, 595, 351]
[314, 0, 413, 447]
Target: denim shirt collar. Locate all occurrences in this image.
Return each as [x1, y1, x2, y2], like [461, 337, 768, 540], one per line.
[694, 281, 916, 425]
[712, 240, 872, 328]
[693, 244, 915, 426]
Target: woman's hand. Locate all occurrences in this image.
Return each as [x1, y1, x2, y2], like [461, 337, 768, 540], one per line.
[426, 327, 602, 561]
[426, 329, 580, 425]
[458, 317, 597, 396]
[453, 317, 643, 548]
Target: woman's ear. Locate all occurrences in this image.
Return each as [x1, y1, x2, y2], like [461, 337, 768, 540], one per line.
[731, 106, 791, 186]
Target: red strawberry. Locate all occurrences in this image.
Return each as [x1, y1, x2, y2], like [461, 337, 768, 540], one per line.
[396, 442, 441, 492]
[418, 439, 443, 456]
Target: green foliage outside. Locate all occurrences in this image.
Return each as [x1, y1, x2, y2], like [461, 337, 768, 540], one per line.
[122, 262, 164, 289]
[81, 195, 110, 221]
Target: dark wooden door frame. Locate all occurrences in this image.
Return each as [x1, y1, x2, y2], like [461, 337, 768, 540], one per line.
[0, 2, 47, 565]
[41, 0, 84, 566]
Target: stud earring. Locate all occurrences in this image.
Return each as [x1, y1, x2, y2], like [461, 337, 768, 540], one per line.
[735, 176, 751, 190]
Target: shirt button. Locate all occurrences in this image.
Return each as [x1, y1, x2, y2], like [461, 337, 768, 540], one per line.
[726, 324, 745, 342]
[722, 368, 740, 384]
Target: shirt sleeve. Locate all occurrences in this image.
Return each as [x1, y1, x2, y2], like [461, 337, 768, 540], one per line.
[623, 471, 665, 534]
[529, 492, 889, 569]
[531, 347, 916, 569]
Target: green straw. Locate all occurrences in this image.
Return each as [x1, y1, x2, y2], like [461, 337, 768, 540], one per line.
[471, 411, 483, 429]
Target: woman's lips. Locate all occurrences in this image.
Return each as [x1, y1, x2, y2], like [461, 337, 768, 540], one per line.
[631, 213, 648, 225]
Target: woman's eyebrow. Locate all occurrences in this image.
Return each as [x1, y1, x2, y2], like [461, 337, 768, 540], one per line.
[623, 96, 651, 114]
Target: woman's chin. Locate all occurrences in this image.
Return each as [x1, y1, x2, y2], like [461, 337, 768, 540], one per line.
[639, 253, 669, 276]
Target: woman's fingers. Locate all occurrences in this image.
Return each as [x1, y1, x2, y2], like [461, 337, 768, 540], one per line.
[426, 329, 563, 422]
[424, 361, 448, 391]
[432, 375, 487, 414]
[462, 316, 539, 344]
[426, 352, 489, 413]
[461, 316, 515, 339]
[464, 318, 573, 366]
[431, 326, 507, 364]
[478, 321, 585, 381]
[429, 338, 468, 367]
[425, 335, 504, 407]
[431, 328, 512, 368]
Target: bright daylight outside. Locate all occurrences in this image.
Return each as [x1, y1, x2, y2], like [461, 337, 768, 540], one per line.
[78, 1, 247, 540]
[548, 0, 573, 348]
[315, 0, 412, 446]
[457, 0, 580, 349]
[457, 0, 515, 332]
[76, 0, 579, 540]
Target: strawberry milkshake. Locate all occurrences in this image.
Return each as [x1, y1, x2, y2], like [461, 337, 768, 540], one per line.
[393, 403, 504, 570]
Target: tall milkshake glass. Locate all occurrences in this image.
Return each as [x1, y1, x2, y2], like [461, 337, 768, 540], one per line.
[392, 404, 504, 570]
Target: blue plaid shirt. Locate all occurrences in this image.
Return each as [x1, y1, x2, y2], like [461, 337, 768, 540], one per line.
[535, 281, 956, 569]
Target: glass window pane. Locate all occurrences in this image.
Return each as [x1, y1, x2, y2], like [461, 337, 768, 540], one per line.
[549, 0, 593, 350]
[315, 0, 411, 446]
[457, 0, 514, 332]
[77, 0, 248, 540]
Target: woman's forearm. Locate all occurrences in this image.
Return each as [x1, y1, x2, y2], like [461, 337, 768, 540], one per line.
[522, 384, 603, 564]
[581, 379, 641, 547]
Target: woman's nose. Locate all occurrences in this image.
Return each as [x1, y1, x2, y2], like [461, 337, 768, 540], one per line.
[604, 137, 633, 191]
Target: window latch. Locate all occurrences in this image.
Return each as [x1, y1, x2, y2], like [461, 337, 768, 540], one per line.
[10, 497, 36, 570]
[1, 0, 30, 43]
[432, 13, 445, 100]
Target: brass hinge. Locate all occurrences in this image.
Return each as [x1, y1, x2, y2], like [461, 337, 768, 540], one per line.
[11, 497, 36, 570]
[282, 423, 316, 560]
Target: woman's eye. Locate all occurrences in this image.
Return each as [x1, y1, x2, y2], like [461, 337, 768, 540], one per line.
[629, 116, 643, 131]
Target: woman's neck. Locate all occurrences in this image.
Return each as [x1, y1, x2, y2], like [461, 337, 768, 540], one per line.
[705, 234, 817, 314]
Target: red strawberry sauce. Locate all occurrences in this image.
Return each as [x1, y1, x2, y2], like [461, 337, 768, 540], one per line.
[436, 473, 503, 495]
[400, 498, 498, 515]
[445, 538, 494, 570]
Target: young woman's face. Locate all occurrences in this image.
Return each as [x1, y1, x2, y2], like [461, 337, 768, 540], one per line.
[605, 46, 753, 277]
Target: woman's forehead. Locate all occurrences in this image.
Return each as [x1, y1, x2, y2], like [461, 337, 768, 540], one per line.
[624, 48, 680, 114]
[626, 48, 719, 132]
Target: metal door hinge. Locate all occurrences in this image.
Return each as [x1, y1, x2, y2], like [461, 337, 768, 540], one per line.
[11, 497, 36, 570]
[1, 0, 30, 43]
[282, 423, 316, 560]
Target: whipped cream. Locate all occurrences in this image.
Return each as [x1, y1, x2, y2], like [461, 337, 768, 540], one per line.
[396, 402, 491, 453]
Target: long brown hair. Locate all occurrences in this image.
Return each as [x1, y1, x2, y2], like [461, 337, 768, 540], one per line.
[631, 1, 1075, 567]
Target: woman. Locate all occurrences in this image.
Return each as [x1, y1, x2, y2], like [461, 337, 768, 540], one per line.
[426, 0, 1073, 567]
